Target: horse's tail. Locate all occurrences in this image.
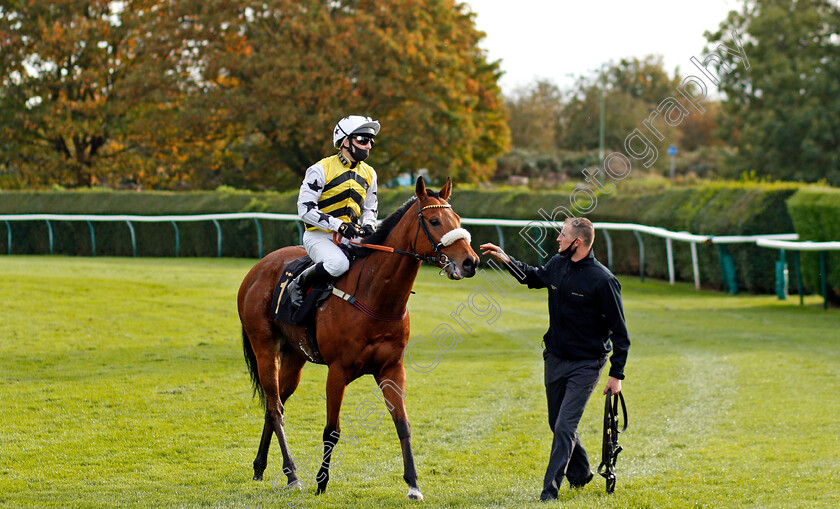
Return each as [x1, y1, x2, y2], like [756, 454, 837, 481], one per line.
[242, 326, 267, 409]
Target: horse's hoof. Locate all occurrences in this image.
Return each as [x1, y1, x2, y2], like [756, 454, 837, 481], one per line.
[406, 487, 424, 501]
[253, 473, 263, 481]
[287, 479, 303, 490]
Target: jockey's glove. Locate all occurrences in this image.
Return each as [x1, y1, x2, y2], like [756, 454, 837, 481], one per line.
[338, 222, 362, 239]
[359, 224, 375, 237]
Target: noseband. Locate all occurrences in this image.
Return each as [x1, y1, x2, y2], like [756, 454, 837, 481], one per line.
[333, 199, 472, 321]
[413, 202, 471, 269]
[339, 200, 471, 267]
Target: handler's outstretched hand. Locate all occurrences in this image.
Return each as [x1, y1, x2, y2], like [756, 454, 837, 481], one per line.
[604, 376, 622, 395]
[480, 243, 510, 264]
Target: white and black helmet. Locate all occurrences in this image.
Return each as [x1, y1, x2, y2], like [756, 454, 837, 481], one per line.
[333, 115, 381, 148]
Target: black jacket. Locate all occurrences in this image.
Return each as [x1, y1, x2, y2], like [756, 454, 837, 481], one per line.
[506, 250, 630, 379]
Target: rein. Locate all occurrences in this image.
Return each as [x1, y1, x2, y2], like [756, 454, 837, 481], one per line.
[597, 390, 628, 494]
[338, 202, 469, 266]
[331, 200, 471, 321]
[342, 236, 441, 265]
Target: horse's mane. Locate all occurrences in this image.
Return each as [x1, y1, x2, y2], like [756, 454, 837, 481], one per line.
[356, 189, 440, 256]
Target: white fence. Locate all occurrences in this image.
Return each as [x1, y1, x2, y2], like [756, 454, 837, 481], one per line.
[755, 239, 840, 310]
[2, 213, 807, 293]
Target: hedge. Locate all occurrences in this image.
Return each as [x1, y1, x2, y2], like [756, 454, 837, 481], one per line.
[442, 180, 802, 293]
[0, 181, 804, 294]
[787, 187, 840, 303]
[0, 188, 418, 258]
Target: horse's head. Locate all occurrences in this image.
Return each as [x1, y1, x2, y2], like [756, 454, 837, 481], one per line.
[413, 176, 478, 279]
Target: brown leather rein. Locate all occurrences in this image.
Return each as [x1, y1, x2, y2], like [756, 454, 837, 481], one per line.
[329, 202, 460, 321]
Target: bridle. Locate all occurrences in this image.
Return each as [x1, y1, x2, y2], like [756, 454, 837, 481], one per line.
[331, 198, 471, 321]
[411, 201, 471, 272]
[342, 199, 471, 271]
[598, 390, 628, 494]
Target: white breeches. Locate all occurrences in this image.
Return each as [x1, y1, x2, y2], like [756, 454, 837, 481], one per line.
[302, 230, 350, 277]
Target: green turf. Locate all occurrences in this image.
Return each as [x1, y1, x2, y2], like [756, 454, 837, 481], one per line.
[1, 256, 838, 508]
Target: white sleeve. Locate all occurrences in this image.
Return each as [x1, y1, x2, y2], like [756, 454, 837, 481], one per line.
[297, 164, 343, 232]
[360, 172, 378, 228]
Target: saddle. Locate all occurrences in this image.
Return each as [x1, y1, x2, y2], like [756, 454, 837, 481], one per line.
[271, 256, 334, 325]
[270, 251, 356, 365]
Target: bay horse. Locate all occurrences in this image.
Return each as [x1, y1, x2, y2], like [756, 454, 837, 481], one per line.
[237, 177, 478, 500]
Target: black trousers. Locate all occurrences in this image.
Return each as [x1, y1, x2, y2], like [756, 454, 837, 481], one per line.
[541, 351, 607, 499]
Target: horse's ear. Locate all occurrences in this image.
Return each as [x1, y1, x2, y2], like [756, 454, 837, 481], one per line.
[439, 177, 452, 201]
[415, 176, 427, 199]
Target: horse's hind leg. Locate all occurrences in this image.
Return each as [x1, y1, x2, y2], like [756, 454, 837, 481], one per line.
[253, 413, 273, 480]
[253, 342, 305, 489]
[274, 347, 306, 484]
[252, 349, 303, 482]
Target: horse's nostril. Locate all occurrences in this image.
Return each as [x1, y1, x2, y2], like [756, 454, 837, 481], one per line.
[462, 257, 477, 276]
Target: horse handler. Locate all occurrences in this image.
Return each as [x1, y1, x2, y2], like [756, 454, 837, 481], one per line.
[480, 217, 630, 502]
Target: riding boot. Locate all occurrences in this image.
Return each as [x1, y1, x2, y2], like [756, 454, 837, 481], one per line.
[289, 262, 331, 307]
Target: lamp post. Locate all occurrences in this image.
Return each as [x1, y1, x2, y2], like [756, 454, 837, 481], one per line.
[599, 67, 606, 164]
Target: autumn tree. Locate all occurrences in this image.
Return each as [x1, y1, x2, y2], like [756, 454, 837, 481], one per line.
[0, 0, 189, 188]
[1, 0, 509, 190]
[678, 100, 722, 151]
[181, 0, 510, 188]
[707, 0, 840, 184]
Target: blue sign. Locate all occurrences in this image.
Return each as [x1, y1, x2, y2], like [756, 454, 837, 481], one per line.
[668, 145, 677, 157]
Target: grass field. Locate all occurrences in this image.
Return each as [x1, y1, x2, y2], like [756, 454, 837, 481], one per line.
[1, 256, 838, 508]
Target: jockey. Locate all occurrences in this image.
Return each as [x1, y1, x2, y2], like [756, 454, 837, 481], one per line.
[288, 115, 380, 306]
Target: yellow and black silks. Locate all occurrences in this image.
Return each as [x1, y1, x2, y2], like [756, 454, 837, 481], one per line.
[305, 155, 375, 232]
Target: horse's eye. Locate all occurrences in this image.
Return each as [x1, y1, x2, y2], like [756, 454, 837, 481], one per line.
[430, 218, 441, 226]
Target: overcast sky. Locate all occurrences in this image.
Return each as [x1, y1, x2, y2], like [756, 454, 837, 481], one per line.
[462, 0, 741, 94]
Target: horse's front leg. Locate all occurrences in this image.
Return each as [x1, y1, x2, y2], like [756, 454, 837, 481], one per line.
[317, 366, 347, 494]
[376, 364, 423, 501]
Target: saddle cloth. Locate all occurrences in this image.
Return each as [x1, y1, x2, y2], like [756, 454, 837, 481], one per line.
[271, 255, 334, 326]
[270, 256, 335, 365]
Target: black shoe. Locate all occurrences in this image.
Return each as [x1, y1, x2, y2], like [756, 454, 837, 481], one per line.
[288, 278, 304, 307]
[290, 262, 330, 307]
[568, 470, 594, 489]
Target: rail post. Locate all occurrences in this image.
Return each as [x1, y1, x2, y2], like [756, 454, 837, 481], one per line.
[86, 221, 96, 256]
[632, 230, 645, 282]
[254, 218, 263, 258]
[46, 220, 54, 255]
[126, 221, 137, 257]
[819, 251, 828, 310]
[212, 219, 222, 258]
[4, 220, 11, 255]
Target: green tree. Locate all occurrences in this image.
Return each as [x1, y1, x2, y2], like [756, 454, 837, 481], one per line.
[706, 0, 840, 184]
[558, 84, 650, 153]
[505, 80, 562, 151]
[606, 55, 682, 107]
[180, 0, 510, 188]
[556, 56, 682, 164]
